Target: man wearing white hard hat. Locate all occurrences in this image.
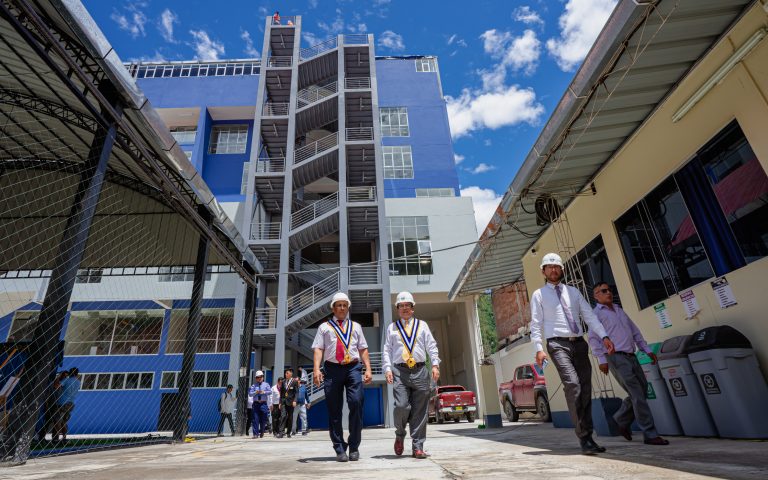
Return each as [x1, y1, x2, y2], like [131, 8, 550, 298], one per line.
[383, 291, 440, 459]
[531, 253, 615, 455]
[248, 370, 271, 438]
[311, 292, 372, 462]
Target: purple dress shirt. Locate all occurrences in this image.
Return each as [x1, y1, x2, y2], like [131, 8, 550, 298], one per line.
[588, 303, 651, 364]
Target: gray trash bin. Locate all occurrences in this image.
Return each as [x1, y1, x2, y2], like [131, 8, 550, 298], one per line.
[687, 326, 768, 439]
[637, 343, 682, 436]
[657, 335, 718, 437]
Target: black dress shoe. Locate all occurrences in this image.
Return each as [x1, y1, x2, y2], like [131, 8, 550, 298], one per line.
[349, 451, 359, 461]
[644, 436, 669, 445]
[617, 425, 632, 441]
[336, 452, 349, 462]
[587, 437, 606, 452]
[580, 437, 605, 455]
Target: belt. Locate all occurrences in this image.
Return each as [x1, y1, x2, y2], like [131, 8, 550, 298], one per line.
[614, 351, 635, 356]
[395, 362, 425, 369]
[548, 336, 584, 342]
[324, 360, 359, 367]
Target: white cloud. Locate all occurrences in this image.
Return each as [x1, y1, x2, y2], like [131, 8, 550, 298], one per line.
[189, 30, 225, 61]
[158, 9, 178, 43]
[468, 163, 496, 174]
[111, 3, 147, 39]
[378, 30, 405, 51]
[513, 6, 544, 26]
[480, 29, 541, 77]
[128, 51, 167, 63]
[308, 0, 319, 8]
[454, 153, 465, 165]
[461, 186, 503, 235]
[447, 33, 467, 48]
[241, 30, 260, 58]
[303, 30, 320, 47]
[446, 85, 544, 138]
[546, 0, 618, 71]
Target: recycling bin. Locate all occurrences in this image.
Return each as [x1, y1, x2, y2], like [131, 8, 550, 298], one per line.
[657, 335, 718, 437]
[687, 326, 768, 439]
[637, 342, 682, 436]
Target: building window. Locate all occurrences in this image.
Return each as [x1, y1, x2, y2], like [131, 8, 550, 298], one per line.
[241, 162, 250, 195]
[415, 58, 436, 72]
[563, 235, 621, 308]
[159, 370, 229, 390]
[170, 127, 197, 145]
[209, 125, 248, 154]
[63, 310, 164, 356]
[383, 146, 414, 179]
[415, 188, 455, 198]
[165, 308, 233, 354]
[158, 265, 213, 282]
[75, 268, 102, 284]
[388, 216, 433, 276]
[80, 372, 154, 391]
[8, 311, 39, 342]
[380, 107, 409, 137]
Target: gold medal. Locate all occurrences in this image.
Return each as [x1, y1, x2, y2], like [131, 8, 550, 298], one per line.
[406, 356, 417, 368]
[344, 353, 352, 364]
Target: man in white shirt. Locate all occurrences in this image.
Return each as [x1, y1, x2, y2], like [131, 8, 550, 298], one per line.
[312, 292, 372, 462]
[270, 377, 283, 435]
[531, 253, 615, 455]
[383, 291, 440, 459]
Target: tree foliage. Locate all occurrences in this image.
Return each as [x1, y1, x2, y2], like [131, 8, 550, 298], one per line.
[477, 293, 497, 356]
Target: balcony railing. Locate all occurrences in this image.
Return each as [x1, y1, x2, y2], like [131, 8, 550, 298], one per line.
[344, 34, 369, 45]
[368, 352, 384, 375]
[287, 271, 340, 318]
[345, 77, 371, 90]
[271, 16, 296, 26]
[250, 222, 281, 241]
[253, 307, 277, 329]
[263, 102, 289, 116]
[291, 192, 339, 230]
[255, 157, 285, 173]
[346, 127, 374, 141]
[297, 82, 338, 109]
[300, 37, 338, 61]
[347, 186, 377, 203]
[267, 56, 292, 67]
[349, 263, 381, 285]
[294, 132, 339, 164]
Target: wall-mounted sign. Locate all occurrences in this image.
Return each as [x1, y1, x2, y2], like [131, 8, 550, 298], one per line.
[679, 289, 700, 319]
[711, 276, 737, 309]
[654, 302, 672, 329]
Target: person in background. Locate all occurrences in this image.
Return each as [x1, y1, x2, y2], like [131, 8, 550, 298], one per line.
[52, 367, 80, 442]
[38, 370, 67, 441]
[216, 384, 236, 436]
[277, 368, 298, 438]
[271, 377, 283, 435]
[590, 282, 669, 446]
[246, 387, 254, 436]
[248, 370, 271, 438]
[272, 11, 280, 24]
[530, 253, 615, 455]
[293, 376, 311, 436]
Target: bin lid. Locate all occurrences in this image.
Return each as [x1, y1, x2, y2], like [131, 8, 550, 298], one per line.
[658, 335, 691, 360]
[685, 325, 751, 353]
[636, 342, 661, 365]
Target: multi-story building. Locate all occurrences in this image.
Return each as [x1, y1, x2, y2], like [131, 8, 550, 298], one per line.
[1, 13, 483, 433]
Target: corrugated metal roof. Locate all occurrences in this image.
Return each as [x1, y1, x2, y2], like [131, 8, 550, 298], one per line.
[450, 0, 754, 300]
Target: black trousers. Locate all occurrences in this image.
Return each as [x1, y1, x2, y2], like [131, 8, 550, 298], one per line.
[280, 405, 295, 435]
[547, 337, 593, 439]
[324, 361, 364, 454]
[246, 407, 253, 434]
[217, 413, 234, 435]
[271, 405, 281, 434]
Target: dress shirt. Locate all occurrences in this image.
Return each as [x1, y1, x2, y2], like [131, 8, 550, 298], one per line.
[248, 381, 271, 403]
[589, 303, 651, 364]
[311, 316, 368, 363]
[530, 282, 608, 353]
[57, 377, 80, 405]
[382, 317, 440, 373]
[271, 385, 281, 405]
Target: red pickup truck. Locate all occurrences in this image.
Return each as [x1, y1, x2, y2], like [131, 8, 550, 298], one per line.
[498, 363, 551, 422]
[428, 385, 477, 423]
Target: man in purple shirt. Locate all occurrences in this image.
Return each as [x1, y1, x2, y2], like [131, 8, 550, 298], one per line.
[589, 282, 669, 446]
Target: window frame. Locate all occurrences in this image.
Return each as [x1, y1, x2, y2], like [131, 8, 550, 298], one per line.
[382, 145, 414, 179]
[379, 107, 410, 137]
[208, 124, 249, 155]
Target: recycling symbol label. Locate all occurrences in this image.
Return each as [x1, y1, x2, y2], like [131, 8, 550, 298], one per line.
[646, 382, 657, 400]
[700, 373, 721, 395]
[669, 377, 687, 397]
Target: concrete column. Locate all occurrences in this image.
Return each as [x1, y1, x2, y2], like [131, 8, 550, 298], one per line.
[235, 280, 256, 435]
[337, 36, 349, 293]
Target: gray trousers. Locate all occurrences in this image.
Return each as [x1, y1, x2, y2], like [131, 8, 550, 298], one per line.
[547, 337, 593, 439]
[393, 364, 430, 450]
[607, 353, 658, 439]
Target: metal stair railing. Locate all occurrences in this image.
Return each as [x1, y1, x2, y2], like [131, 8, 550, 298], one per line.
[296, 81, 338, 109]
[343, 34, 368, 45]
[347, 186, 376, 202]
[263, 102, 289, 116]
[287, 271, 340, 319]
[267, 56, 292, 67]
[254, 307, 277, 329]
[290, 256, 336, 284]
[255, 156, 285, 173]
[294, 132, 339, 165]
[345, 77, 371, 89]
[250, 222, 281, 241]
[349, 263, 381, 285]
[300, 37, 338, 61]
[345, 127, 373, 141]
[368, 352, 383, 375]
[290, 192, 339, 230]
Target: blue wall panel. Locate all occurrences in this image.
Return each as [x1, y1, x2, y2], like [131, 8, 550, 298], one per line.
[137, 76, 259, 109]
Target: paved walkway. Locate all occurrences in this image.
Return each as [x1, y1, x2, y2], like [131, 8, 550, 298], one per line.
[4, 419, 768, 479]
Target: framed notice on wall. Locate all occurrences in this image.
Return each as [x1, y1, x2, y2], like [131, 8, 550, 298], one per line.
[710, 276, 737, 309]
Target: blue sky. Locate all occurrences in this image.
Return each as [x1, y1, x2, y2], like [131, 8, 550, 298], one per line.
[82, 0, 618, 232]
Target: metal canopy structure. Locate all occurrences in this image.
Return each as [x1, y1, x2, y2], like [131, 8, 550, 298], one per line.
[450, 0, 754, 300]
[0, 0, 259, 281]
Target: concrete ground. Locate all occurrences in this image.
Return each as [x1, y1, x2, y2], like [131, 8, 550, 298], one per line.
[4, 418, 767, 479]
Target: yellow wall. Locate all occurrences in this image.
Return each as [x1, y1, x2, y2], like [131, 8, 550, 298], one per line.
[522, 2, 768, 411]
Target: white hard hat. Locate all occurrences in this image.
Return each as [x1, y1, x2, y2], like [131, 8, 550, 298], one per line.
[255, 370, 264, 377]
[330, 292, 351, 309]
[395, 291, 415, 306]
[540, 252, 564, 269]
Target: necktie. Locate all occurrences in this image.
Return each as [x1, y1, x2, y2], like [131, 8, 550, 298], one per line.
[335, 319, 345, 363]
[555, 285, 580, 335]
